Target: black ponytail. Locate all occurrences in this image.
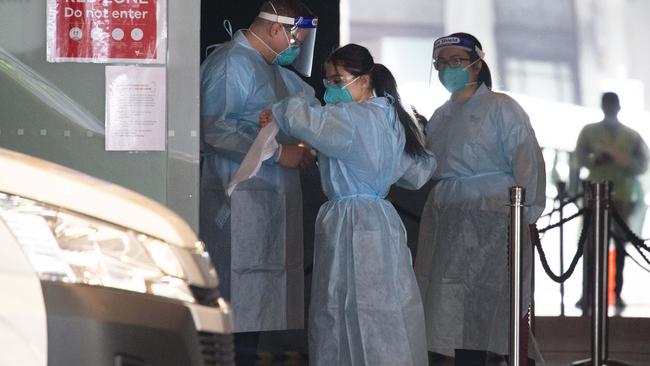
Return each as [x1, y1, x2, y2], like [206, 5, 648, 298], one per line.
[326, 44, 427, 157]
[370, 64, 426, 157]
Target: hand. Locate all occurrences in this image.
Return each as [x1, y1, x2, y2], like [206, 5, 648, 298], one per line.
[259, 109, 273, 129]
[278, 144, 316, 170]
[594, 143, 630, 166]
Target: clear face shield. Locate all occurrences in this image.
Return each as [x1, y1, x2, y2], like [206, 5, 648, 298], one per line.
[258, 11, 318, 77]
[429, 35, 485, 89]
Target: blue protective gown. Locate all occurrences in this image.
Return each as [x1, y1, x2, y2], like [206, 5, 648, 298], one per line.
[199, 30, 318, 332]
[271, 95, 436, 366]
[414, 84, 546, 357]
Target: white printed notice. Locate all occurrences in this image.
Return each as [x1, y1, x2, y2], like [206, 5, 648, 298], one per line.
[105, 65, 166, 151]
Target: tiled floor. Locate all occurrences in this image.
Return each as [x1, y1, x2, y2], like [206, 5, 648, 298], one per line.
[535, 316, 650, 365]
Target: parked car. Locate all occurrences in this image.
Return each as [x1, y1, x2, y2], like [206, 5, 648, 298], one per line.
[0, 147, 234, 366]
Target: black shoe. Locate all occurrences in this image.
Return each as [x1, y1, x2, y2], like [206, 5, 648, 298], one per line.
[616, 296, 627, 308]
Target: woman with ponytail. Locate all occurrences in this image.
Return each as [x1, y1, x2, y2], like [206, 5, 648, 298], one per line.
[259, 43, 435, 365]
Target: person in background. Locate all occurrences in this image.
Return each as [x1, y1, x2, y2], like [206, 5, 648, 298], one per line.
[259, 43, 436, 366]
[199, 1, 317, 364]
[415, 32, 546, 366]
[574, 91, 649, 311]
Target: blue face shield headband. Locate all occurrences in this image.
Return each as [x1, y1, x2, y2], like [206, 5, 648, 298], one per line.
[432, 36, 485, 60]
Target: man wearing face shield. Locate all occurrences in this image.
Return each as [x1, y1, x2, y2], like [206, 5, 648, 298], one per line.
[414, 33, 546, 365]
[199, 0, 318, 363]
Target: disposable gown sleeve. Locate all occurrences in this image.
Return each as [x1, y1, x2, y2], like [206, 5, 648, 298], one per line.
[271, 97, 356, 159]
[500, 100, 546, 223]
[201, 59, 279, 164]
[395, 151, 437, 190]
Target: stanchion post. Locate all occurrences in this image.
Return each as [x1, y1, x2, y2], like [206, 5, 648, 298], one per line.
[574, 181, 632, 366]
[591, 181, 606, 366]
[601, 181, 611, 362]
[558, 181, 566, 316]
[509, 186, 525, 366]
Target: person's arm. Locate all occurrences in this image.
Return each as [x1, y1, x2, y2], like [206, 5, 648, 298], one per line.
[501, 99, 546, 223]
[629, 133, 649, 175]
[201, 59, 282, 164]
[270, 96, 356, 159]
[395, 151, 437, 190]
[574, 127, 593, 169]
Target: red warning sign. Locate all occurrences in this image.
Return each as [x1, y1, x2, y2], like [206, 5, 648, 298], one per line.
[47, 0, 166, 63]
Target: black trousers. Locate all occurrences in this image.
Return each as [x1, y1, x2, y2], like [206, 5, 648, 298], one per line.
[580, 201, 632, 310]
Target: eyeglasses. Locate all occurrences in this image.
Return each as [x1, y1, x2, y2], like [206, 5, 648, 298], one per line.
[433, 56, 471, 70]
[322, 75, 356, 88]
[283, 26, 303, 47]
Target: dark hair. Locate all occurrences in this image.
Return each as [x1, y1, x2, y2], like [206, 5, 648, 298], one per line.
[260, 0, 312, 17]
[448, 32, 492, 89]
[602, 92, 620, 106]
[411, 106, 429, 134]
[325, 44, 427, 157]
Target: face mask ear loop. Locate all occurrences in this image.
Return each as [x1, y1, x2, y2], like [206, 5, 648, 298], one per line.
[205, 20, 234, 59]
[463, 57, 483, 87]
[268, 1, 279, 15]
[475, 45, 486, 60]
[463, 58, 481, 71]
[342, 76, 360, 90]
[265, 1, 292, 49]
[223, 20, 233, 39]
[281, 26, 292, 49]
[205, 44, 219, 59]
[247, 28, 280, 57]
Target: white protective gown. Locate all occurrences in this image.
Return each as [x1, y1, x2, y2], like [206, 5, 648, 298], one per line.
[415, 84, 546, 356]
[272, 95, 436, 366]
[199, 30, 317, 332]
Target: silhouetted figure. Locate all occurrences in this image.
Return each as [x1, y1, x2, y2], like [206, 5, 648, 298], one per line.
[574, 91, 649, 311]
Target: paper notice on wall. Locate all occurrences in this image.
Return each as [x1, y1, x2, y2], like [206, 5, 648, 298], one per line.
[46, 0, 167, 63]
[105, 65, 165, 151]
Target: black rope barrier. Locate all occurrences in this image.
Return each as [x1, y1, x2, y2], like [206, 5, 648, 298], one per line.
[630, 238, 650, 268]
[531, 209, 591, 283]
[610, 208, 650, 268]
[612, 232, 650, 270]
[611, 208, 650, 251]
[623, 246, 650, 273]
[540, 193, 584, 219]
[538, 208, 586, 234]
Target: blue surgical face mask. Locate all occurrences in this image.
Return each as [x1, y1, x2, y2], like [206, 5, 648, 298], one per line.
[324, 77, 359, 104]
[247, 28, 301, 66]
[272, 27, 301, 65]
[273, 45, 301, 65]
[438, 59, 479, 93]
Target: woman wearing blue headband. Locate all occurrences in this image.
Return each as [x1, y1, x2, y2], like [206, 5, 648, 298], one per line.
[415, 32, 546, 366]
